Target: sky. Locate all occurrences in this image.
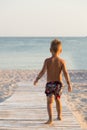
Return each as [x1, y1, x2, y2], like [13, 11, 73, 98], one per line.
[0, 0, 87, 36]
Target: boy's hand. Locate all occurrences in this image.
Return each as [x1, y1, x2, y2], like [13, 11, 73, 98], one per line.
[34, 79, 38, 86]
[68, 85, 72, 92]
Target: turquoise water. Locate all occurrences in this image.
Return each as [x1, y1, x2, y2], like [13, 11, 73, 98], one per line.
[0, 37, 87, 70]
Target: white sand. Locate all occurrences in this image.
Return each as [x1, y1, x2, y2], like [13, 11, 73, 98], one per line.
[0, 70, 87, 129]
[65, 71, 87, 129]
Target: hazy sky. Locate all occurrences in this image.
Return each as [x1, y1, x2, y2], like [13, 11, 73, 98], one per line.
[0, 0, 87, 36]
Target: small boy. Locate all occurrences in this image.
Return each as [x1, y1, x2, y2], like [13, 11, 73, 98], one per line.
[34, 39, 72, 125]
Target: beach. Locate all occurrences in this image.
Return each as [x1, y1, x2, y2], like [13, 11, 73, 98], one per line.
[0, 0, 87, 128]
[0, 37, 87, 129]
[0, 70, 87, 129]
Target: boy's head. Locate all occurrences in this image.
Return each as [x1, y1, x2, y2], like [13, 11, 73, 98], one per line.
[50, 39, 62, 55]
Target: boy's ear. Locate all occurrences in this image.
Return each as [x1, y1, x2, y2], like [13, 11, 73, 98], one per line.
[60, 48, 62, 53]
[60, 46, 62, 53]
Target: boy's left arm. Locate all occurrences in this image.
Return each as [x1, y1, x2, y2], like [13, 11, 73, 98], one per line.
[62, 61, 72, 92]
[34, 59, 47, 85]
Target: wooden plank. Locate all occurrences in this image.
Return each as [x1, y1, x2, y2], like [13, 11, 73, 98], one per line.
[0, 83, 82, 130]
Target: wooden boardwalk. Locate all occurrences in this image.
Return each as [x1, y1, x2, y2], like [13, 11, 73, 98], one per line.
[0, 82, 82, 130]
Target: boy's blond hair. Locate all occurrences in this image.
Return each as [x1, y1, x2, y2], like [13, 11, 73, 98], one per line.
[50, 39, 62, 53]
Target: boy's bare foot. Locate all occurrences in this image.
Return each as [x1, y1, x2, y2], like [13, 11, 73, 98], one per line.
[45, 120, 53, 125]
[57, 116, 62, 120]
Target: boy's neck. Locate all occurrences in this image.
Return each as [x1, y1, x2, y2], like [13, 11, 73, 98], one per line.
[52, 53, 60, 57]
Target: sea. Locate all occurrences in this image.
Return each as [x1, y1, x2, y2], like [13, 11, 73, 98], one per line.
[0, 37, 87, 70]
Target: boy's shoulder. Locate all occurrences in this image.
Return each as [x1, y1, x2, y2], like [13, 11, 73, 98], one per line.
[59, 58, 66, 68]
[45, 57, 51, 61]
[59, 57, 65, 64]
[44, 57, 53, 63]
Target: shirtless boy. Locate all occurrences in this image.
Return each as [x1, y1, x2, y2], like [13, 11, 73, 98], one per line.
[34, 39, 72, 125]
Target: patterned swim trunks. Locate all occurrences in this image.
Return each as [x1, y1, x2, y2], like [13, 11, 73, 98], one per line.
[45, 81, 63, 99]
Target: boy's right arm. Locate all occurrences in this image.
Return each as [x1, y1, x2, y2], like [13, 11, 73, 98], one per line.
[34, 59, 47, 86]
[62, 61, 72, 92]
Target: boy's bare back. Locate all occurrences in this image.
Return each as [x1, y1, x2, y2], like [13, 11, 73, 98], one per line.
[45, 56, 63, 82]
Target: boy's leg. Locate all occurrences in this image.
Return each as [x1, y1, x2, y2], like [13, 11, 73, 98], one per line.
[45, 95, 54, 124]
[55, 97, 62, 120]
